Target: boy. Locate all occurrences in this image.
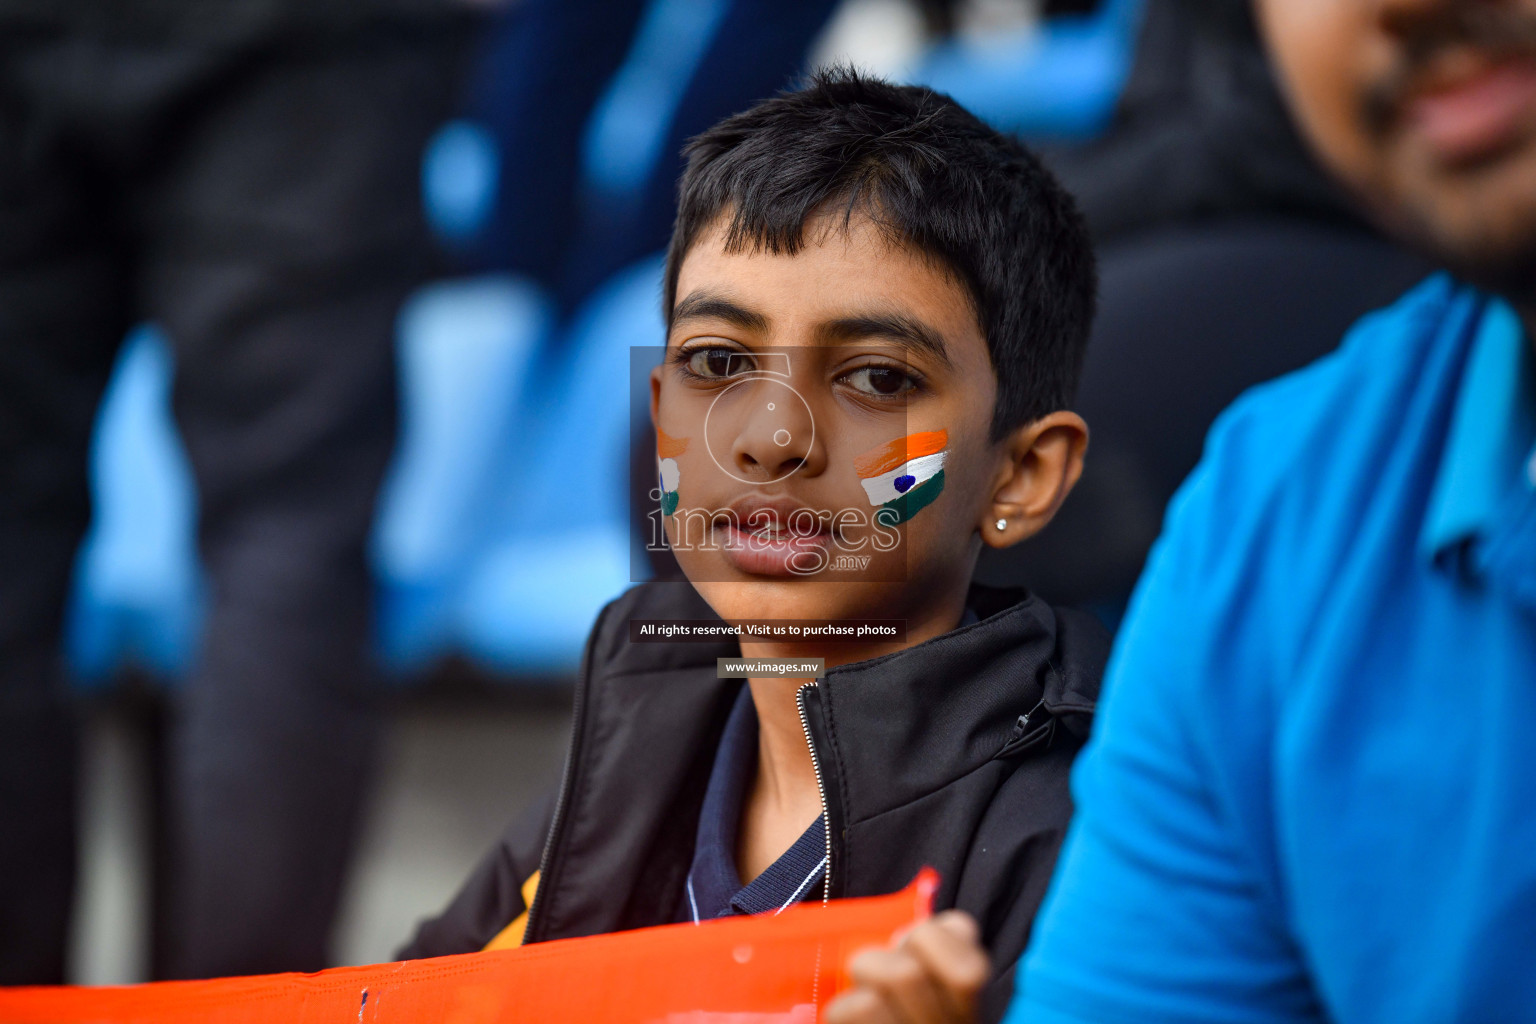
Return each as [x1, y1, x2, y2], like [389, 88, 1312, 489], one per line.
[399, 68, 1103, 1022]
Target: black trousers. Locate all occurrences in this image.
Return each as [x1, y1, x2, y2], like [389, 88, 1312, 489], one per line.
[0, 20, 460, 982]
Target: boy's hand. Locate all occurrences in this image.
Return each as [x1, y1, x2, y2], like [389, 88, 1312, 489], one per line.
[823, 910, 990, 1024]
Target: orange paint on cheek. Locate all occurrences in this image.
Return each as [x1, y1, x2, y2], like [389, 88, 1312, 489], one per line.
[852, 430, 948, 477]
[657, 429, 690, 458]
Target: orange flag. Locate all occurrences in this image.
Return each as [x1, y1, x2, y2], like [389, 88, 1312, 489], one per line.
[0, 871, 937, 1024]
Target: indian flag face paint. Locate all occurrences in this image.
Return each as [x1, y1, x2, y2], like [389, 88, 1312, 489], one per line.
[657, 429, 689, 516]
[854, 430, 947, 525]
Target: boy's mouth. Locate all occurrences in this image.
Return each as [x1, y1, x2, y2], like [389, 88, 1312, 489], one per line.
[713, 497, 838, 578]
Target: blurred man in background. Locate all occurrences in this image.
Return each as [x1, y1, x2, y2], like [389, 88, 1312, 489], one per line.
[1008, 0, 1536, 1019]
[830, 0, 1536, 1020]
[0, 0, 468, 982]
[984, 0, 1432, 610]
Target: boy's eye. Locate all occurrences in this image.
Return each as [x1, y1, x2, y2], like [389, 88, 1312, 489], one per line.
[685, 347, 755, 378]
[843, 366, 917, 398]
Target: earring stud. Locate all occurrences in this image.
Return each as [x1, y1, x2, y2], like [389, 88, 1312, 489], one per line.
[995, 519, 1007, 531]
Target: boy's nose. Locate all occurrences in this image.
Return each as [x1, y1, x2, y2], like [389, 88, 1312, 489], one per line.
[726, 380, 823, 483]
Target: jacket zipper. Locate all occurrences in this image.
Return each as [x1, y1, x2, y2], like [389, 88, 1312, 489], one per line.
[533, 672, 826, 936]
[795, 680, 832, 906]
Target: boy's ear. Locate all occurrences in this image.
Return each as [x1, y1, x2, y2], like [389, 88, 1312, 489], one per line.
[981, 411, 1088, 549]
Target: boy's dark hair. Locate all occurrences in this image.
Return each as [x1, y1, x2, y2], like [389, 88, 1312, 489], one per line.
[664, 66, 1096, 437]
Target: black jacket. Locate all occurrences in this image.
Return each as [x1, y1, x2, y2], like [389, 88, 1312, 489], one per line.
[401, 581, 1108, 1021]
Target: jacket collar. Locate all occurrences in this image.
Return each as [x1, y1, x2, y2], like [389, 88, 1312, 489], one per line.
[1420, 294, 1536, 571]
[814, 583, 1104, 828]
[527, 580, 1107, 941]
[605, 581, 1104, 835]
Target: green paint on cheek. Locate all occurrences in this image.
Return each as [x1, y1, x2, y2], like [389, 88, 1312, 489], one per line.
[876, 469, 943, 525]
[661, 490, 679, 516]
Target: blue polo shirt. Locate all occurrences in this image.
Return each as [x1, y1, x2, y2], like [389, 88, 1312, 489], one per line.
[1009, 276, 1536, 1024]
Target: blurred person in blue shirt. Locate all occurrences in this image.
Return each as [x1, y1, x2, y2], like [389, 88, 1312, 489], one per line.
[827, 0, 1536, 1021]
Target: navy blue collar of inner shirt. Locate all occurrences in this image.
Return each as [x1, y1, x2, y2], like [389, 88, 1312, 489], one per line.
[682, 686, 827, 923]
[681, 607, 980, 923]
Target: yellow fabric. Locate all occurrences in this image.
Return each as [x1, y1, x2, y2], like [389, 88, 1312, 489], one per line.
[483, 871, 541, 951]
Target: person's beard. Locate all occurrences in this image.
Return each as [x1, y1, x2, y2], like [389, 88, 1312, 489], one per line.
[1456, 238, 1536, 311]
[1365, 188, 1536, 312]
[1446, 242, 1536, 313]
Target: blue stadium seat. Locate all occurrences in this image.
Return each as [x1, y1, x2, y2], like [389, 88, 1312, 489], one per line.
[452, 257, 665, 674]
[910, 0, 1143, 139]
[581, 0, 732, 202]
[66, 327, 203, 686]
[373, 274, 557, 672]
[67, 274, 560, 684]
[421, 118, 502, 244]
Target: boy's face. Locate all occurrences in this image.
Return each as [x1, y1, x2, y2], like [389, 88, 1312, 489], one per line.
[651, 212, 1009, 627]
[1257, 0, 1536, 293]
